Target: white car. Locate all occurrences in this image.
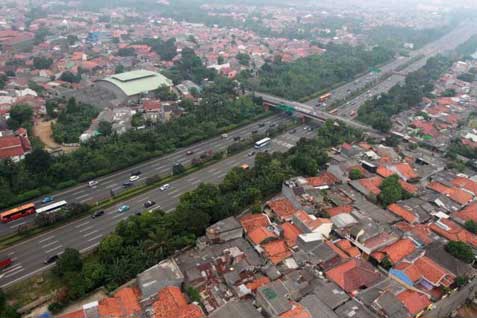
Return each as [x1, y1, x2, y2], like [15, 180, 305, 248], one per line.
[88, 180, 98, 187]
[159, 183, 170, 191]
[129, 175, 140, 182]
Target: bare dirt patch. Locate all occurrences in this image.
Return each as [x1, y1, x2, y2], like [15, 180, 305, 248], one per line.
[33, 120, 79, 153]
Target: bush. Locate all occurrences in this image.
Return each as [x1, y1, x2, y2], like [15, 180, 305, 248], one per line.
[56, 180, 77, 190]
[445, 241, 475, 263]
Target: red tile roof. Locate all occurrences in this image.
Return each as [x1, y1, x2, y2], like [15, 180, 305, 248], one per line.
[294, 210, 331, 232]
[399, 180, 418, 194]
[247, 226, 277, 245]
[335, 239, 361, 257]
[430, 218, 477, 248]
[240, 214, 270, 233]
[267, 198, 297, 221]
[262, 239, 292, 265]
[387, 203, 418, 224]
[394, 222, 434, 246]
[325, 259, 382, 294]
[0, 134, 30, 159]
[453, 201, 477, 223]
[306, 172, 338, 188]
[325, 205, 353, 217]
[280, 303, 311, 318]
[359, 176, 383, 196]
[245, 276, 270, 292]
[281, 222, 302, 247]
[396, 290, 431, 315]
[451, 176, 477, 196]
[153, 286, 204, 318]
[370, 239, 416, 264]
[377, 166, 394, 178]
[392, 163, 418, 180]
[427, 181, 472, 205]
[395, 256, 455, 287]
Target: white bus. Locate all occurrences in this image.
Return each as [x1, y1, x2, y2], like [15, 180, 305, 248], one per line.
[254, 137, 271, 149]
[36, 200, 68, 215]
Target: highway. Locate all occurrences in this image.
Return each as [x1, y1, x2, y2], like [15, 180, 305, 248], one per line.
[0, 125, 314, 287]
[0, 115, 290, 237]
[305, 21, 477, 117]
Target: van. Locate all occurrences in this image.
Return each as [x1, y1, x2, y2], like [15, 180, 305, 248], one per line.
[221, 133, 228, 139]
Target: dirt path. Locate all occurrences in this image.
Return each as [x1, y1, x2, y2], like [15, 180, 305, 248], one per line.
[33, 120, 79, 153]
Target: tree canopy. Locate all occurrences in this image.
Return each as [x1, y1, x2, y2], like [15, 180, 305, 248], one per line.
[445, 241, 475, 264]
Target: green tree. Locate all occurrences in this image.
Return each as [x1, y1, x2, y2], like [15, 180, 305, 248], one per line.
[172, 163, 185, 175]
[379, 175, 404, 205]
[442, 88, 456, 97]
[465, 220, 477, 234]
[445, 241, 474, 264]
[115, 64, 125, 74]
[349, 168, 363, 180]
[60, 71, 81, 83]
[236, 53, 251, 66]
[98, 121, 112, 136]
[7, 104, 33, 130]
[217, 55, 225, 65]
[33, 56, 53, 69]
[66, 35, 78, 45]
[54, 248, 83, 277]
[117, 47, 136, 57]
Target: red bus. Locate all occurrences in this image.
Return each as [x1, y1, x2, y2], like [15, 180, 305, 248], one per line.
[319, 93, 332, 103]
[0, 203, 36, 223]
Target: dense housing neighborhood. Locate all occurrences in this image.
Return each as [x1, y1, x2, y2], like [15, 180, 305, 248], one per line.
[0, 0, 477, 318]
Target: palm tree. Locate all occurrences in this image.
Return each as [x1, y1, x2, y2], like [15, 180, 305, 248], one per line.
[144, 226, 171, 258]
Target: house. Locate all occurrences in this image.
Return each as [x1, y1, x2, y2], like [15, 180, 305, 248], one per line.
[312, 279, 350, 310]
[256, 280, 292, 316]
[152, 286, 204, 318]
[137, 258, 184, 303]
[0, 128, 31, 162]
[306, 171, 339, 189]
[335, 299, 378, 318]
[390, 255, 455, 290]
[370, 239, 417, 265]
[430, 218, 477, 248]
[294, 294, 340, 318]
[325, 258, 383, 295]
[261, 239, 292, 265]
[452, 201, 477, 224]
[426, 181, 473, 206]
[208, 299, 263, 318]
[206, 216, 243, 243]
[292, 210, 332, 240]
[265, 197, 297, 222]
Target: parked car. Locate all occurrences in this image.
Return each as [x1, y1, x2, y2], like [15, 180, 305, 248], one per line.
[123, 181, 133, 188]
[159, 184, 171, 191]
[117, 205, 129, 213]
[42, 196, 53, 204]
[144, 200, 156, 208]
[129, 175, 140, 182]
[0, 258, 12, 270]
[91, 210, 105, 219]
[131, 170, 142, 176]
[44, 255, 59, 264]
[88, 180, 98, 187]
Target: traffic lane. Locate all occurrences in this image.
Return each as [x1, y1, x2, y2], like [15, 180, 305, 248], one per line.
[0, 115, 289, 236]
[0, 127, 313, 287]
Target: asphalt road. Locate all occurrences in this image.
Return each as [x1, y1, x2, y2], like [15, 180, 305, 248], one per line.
[305, 21, 477, 116]
[0, 125, 315, 288]
[0, 114, 290, 237]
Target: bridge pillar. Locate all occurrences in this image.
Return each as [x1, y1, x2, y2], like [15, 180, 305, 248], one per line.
[264, 103, 270, 112]
[300, 115, 306, 123]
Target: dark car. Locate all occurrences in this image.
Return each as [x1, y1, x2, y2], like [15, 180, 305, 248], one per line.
[131, 170, 142, 176]
[123, 181, 133, 187]
[289, 129, 296, 134]
[233, 136, 241, 141]
[269, 123, 276, 128]
[91, 210, 105, 219]
[44, 255, 59, 264]
[144, 200, 156, 208]
[258, 123, 265, 127]
[252, 130, 258, 134]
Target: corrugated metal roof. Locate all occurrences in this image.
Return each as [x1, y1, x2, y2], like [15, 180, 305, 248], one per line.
[101, 69, 172, 97]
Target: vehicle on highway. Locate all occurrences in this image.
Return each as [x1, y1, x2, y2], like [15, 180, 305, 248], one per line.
[36, 200, 68, 215]
[233, 136, 241, 141]
[289, 129, 296, 134]
[0, 258, 12, 270]
[144, 200, 156, 208]
[44, 255, 59, 264]
[258, 123, 265, 127]
[91, 210, 105, 219]
[160, 183, 171, 191]
[131, 171, 142, 176]
[135, 211, 142, 216]
[42, 196, 53, 204]
[123, 181, 133, 188]
[117, 205, 129, 213]
[319, 92, 332, 103]
[254, 137, 271, 149]
[129, 175, 140, 182]
[221, 133, 228, 139]
[186, 150, 194, 155]
[248, 151, 256, 157]
[269, 123, 276, 128]
[252, 130, 258, 134]
[0, 203, 36, 223]
[240, 164, 250, 170]
[88, 180, 98, 187]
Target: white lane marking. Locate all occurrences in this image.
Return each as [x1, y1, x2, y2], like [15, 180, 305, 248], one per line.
[191, 179, 201, 185]
[7, 252, 14, 256]
[105, 184, 116, 189]
[168, 189, 178, 195]
[80, 198, 92, 203]
[217, 172, 227, 178]
[80, 243, 100, 254]
[5, 268, 24, 278]
[166, 208, 174, 213]
[3, 265, 22, 275]
[75, 221, 90, 228]
[112, 213, 124, 219]
[75, 193, 90, 200]
[87, 234, 103, 242]
[45, 245, 63, 253]
[39, 236, 55, 243]
[83, 230, 98, 237]
[172, 192, 182, 199]
[9, 222, 26, 229]
[208, 168, 218, 173]
[79, 226, 94, 233]
[0, 264, 55, 288]
[41, 240, 59, 248]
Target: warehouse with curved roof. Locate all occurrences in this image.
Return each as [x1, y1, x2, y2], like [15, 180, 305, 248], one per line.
[96, 69, 173, 104]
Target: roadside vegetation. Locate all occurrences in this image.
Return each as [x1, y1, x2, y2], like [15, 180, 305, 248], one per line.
[0, 78, 265, 209]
